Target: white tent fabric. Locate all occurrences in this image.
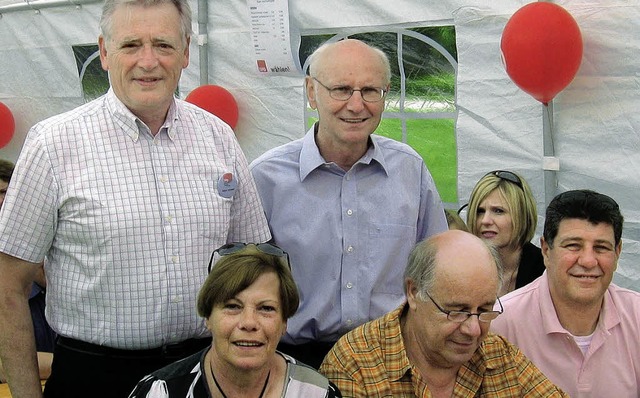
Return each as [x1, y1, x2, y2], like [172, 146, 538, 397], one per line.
[0, 0, 638, 290]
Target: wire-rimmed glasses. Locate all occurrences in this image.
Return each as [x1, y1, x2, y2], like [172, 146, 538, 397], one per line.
[312, 77, 386, 103]
[422, 290, 503, 323]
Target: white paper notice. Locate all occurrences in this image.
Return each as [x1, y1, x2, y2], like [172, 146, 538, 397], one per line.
[248, 0, 297, 76]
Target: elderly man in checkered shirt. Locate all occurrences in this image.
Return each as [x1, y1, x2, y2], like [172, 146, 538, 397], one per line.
[320, 230, 567, 397]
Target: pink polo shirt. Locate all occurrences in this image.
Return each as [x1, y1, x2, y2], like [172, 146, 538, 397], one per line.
[490, 271, 640, 398]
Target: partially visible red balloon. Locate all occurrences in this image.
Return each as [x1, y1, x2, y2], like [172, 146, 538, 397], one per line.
[185, 85, 239, 129]
[501, 2, 583, 105]
[0, 102, 15, 149]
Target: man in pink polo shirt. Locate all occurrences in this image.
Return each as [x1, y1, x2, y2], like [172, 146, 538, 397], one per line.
[491, 190, 640, 398]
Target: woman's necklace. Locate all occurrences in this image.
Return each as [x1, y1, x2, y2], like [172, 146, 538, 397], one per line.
[210, 362, 270, 398]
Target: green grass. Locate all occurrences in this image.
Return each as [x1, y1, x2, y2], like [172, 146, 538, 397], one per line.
[307, 117, 457, 203]
[375, 118, 456, 203]
[392, 72, 455, 100]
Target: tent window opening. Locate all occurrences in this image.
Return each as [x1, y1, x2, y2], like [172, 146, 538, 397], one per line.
[300, 29, 458, 205]
[73, 45, 109, 102]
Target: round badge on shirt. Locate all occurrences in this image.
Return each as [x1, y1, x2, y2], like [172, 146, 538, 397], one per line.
[217, 172, 237, 198]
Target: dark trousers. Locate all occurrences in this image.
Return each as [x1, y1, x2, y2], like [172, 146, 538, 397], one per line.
[277, 341, 336, 370]
[44, 337, 210, 398]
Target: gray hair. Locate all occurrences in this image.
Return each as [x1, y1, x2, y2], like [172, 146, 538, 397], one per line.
[403, 236, 504, 299]
[307, 39, 391, 84]
[100, 0, 192, 47]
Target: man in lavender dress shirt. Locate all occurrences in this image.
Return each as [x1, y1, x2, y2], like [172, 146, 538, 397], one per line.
[251, 39, 447, 368]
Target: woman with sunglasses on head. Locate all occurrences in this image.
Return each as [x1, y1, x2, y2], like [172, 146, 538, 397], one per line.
[465, 171, 545, 296]
[128, 243, 341, 398]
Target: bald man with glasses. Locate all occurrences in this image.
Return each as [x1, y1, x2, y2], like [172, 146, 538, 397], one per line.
[250, 39, 447, 368]
[320, 230, 567, 397]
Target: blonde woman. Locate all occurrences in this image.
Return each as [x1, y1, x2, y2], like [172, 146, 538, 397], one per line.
[465, 170, 544, 296]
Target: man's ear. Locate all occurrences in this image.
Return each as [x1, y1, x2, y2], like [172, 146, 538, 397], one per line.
[613, 240, 622, 272]
[306, 76, 317, 110]
[406, 279, 419, 310]
[182, 36, 190, 68]
[98, 35, 109, 71]
[540, 236, 550, 270]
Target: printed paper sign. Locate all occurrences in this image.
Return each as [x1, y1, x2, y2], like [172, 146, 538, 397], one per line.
[248, 0, 298, 76]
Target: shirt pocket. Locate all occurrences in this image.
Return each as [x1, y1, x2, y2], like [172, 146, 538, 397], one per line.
[188, 178, 233, 240]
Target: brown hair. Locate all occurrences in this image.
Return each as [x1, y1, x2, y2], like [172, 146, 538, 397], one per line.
[197, 245, 299, 320]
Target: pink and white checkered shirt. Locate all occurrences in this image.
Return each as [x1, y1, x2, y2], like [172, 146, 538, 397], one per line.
[0, 89, 270, 349]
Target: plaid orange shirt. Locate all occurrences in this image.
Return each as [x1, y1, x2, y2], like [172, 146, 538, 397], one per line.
[320, 303, 568, 397]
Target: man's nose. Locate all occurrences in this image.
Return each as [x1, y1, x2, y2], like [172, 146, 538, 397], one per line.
[345, 90, 366, 112]
[459, 314, 482, 337]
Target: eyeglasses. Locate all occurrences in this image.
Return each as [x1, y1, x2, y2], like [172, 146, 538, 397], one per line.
[208, 242, 290, 273]
[312, 77, 386, 103]
[487, 170, 524, 191]
[422, 291, 503, 323]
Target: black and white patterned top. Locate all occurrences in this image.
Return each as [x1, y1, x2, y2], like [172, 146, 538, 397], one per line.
[128, 348, 341, 398]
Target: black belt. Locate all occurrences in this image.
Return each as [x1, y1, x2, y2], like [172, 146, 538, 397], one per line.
[57, 336, 210, 359]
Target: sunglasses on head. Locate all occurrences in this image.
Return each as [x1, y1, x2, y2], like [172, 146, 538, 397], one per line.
[487, 170, 524, 190]
[457, 170, 524, 215]
[207, 242, 290, 273]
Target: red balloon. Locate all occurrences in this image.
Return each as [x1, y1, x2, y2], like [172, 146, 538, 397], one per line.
[185, 85, 239, 129]
[0, 102, 15, 149]
[501, 2, 583, 105]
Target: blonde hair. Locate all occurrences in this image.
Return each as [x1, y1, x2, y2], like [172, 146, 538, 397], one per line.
[466, 171, 537, 248]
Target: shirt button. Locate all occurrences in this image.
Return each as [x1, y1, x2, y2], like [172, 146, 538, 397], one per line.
[346, 282, 353, 289]
[346, 209, 353, 216]
[346, 319, 353, 326]
[165, 215, 173, 223]
[160, 176, 168, 183]
[171, 256, 179, 263]
[346, 246, 354, 253]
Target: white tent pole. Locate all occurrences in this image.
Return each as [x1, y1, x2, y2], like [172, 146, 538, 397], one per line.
[196, 0, 209, 86]
[542, 101, 558, 208]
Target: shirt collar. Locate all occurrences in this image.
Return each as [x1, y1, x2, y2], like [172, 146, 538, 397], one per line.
[383, 303, 414, 382]
[105, 88, 179, 141]
[299, 124, 327, 181]
[298, 123, 390, 181]
[538, 272, 568, 334]
[538, 271, 621, 334]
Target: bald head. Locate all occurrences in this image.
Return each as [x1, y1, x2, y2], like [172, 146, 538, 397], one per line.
[307, 39, 391, 84]
[404, 230, 503, 298]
